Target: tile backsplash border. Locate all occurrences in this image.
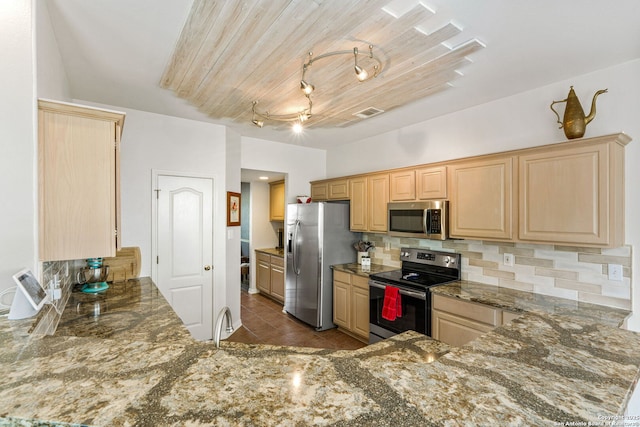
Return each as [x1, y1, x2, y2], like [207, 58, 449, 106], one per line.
[365, 234, 632, 310]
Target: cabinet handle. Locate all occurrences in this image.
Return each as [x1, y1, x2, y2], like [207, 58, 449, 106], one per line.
[204, 265, 211, 271]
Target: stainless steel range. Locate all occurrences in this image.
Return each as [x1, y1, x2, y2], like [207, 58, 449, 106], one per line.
[368, 247, 461, 343]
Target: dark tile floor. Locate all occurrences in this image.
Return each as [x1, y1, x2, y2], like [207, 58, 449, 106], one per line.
[227, 290, 367, 350]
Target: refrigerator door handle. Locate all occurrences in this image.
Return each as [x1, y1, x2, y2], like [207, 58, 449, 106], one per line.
[293, 219, 301, 275]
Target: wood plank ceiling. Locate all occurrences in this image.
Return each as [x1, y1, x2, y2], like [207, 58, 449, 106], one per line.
[161, 0, 484, 130]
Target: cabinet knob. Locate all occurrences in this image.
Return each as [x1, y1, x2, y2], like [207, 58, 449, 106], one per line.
[204, 265, 211, 271]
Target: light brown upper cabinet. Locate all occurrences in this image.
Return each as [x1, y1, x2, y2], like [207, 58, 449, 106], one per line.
[389, 170, 415, 201]
[368, 173, 389, 231]
[328, 179, 350, 200]
[310, 178, 349, 201]
[449, 156, 515, 241]
[416, 166, 447, 199]
[349, 177, 367, 231]
[269, 180, 285, 221]
[38, 99, 125, 261]
[350, 173, 389, 232]
[518, 134, 630, 247]
[310, 182, 328, 201]
[390, 166, 447, 201]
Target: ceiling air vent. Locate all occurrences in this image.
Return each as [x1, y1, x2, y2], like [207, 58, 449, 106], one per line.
[353, 107, 384, 119]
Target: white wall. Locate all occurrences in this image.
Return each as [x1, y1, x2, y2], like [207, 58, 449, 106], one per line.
[327, 59, 640, 330]
[0, 1, 37, 294]
[36, 0, 70, 101]
[225, 129, 242, 330]
[247, 181, 279, 292]
[241, 136, 326, 203]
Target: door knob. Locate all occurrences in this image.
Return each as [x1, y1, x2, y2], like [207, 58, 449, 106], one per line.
[204, 265, 211, 271]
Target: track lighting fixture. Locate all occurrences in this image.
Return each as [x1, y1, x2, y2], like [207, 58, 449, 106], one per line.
[251, 44, 383, 131]
[300, 80, 314, 95]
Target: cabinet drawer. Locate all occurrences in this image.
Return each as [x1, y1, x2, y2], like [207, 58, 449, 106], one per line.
[256, 252, 271, 263]
[432, 294, 499, 326]
[270, 255, 284, 267]
[333, 270, 351, 284]
[352, 275, 369, 290]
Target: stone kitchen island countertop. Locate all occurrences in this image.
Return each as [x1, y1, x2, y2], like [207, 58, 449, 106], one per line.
[1, 277, 640, 426]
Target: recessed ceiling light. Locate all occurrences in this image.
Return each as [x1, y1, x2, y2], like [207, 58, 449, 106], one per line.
[259, 176, 269, 180]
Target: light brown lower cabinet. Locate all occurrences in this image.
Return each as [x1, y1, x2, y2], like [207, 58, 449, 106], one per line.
[431, 293, 520, 347]
[333, 270, 369, 342]
[256, 251, 284, 303]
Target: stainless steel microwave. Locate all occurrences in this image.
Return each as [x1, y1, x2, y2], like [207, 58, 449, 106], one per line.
[387, 200, 448, 240]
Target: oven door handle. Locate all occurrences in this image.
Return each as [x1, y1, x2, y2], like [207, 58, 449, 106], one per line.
[369, 281, 427, 300]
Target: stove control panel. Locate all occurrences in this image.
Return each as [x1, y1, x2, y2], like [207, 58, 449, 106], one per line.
[400, 248, 460, 269]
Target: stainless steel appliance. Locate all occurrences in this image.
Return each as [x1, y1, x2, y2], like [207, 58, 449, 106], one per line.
[285, 202, 361, 331]
[368, 247, 461, 343]
[387, 200, 448, 240]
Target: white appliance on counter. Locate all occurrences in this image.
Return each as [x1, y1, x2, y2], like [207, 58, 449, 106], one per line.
[285, 202, 361, 331]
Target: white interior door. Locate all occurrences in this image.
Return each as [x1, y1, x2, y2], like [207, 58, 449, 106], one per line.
[156, 174, 213, 340]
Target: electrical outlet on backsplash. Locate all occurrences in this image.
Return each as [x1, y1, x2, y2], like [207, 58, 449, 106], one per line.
[33, 259, 85, 335]
[364, 234, 632, 311]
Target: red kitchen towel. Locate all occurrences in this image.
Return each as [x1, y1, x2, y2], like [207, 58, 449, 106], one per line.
[382, 286, 401, 321]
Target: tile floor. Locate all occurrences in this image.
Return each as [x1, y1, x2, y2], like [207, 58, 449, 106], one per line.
[227, 290, 367, 350]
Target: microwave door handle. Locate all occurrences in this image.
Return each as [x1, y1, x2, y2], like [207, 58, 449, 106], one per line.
[423, 209, 430, 236]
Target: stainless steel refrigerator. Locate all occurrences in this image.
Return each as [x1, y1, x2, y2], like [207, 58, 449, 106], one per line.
[285, 202, 360, 331]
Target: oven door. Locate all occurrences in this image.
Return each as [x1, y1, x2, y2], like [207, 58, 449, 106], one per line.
[368, 280, 428, 343]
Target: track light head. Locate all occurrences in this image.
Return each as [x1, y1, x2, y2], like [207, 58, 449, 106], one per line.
[354, 65, 368, 81]
[300, 80, 315, 95]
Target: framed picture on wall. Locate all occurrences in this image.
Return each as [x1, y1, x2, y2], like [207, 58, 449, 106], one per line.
[227, 191, 241, 226]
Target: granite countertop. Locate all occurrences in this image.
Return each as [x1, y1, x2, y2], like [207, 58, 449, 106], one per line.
[1, 277, 640, 426]
[432, 280, 631, 328]
[255, 247, 284, 257]
[332, 262, 398, 278]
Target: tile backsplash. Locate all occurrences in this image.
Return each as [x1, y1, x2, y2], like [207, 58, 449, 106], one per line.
[365, 234, 632, 310]
[32, 259, 84, 335]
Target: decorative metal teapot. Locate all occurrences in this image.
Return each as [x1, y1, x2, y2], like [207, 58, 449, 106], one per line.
[550, 86, 607, 139]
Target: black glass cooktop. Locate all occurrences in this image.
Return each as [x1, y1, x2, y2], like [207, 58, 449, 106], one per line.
[369, 268, 456, 289]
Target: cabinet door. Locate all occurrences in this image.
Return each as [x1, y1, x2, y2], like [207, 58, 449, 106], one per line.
[349, 177, 368, 231]
[270, 256, 285, 302]
[333, 279, 351, 329]
[449, 157, 514, 240]
[310, 183, 328, 201]
[328, 179, 350, 200]
[368, 173, 389, 232]
[256, 253, 271, 294]
[390, 170, 415, 201]
[351, 276, 370, 338]
[269, 180, 285, 221]
[519, 143, 612, 245]
[416, 166, 447, 199]
[431, 309, 495, 347]
[39, 108, 118, 261]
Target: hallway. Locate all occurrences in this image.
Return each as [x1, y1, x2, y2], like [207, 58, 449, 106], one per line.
[227, 291, 366, 350]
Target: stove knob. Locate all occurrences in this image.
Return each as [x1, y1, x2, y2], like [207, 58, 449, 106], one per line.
[443, 256, 450, 264]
